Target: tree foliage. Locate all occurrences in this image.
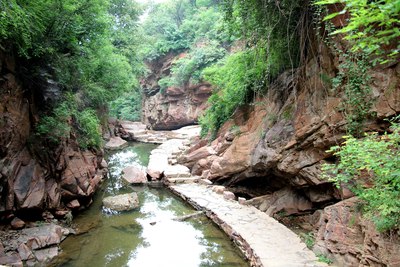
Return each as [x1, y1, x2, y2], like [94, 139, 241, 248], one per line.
[0, 0, 141, 149]
[199, 47, 268, 138]
[323, 118, 400, 231]
[198, 0, 305, 138]
[315, 0, 400, 63]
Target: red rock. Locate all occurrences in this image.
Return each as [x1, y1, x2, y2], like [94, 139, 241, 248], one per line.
[17, 243, 34, 261]
[223, 191, 236, 201]
[238, 197, 246, 205]
[104, 137, 128, 150]
[212, 185, 225, 194]
[66, 200, 80, 209]
[182, 146, 216, 168]
[315, 198, 400, 266]
[13, 155, 46, 209]
[122, 166, 147, 184]
[0, 253, 23, 267]
[11, 217, 25, 230]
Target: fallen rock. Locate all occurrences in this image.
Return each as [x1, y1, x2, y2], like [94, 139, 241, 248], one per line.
[11, 217, 25, 230]
[102, 193, 139, 212]
[198, 179, 212, 185]
[17, 243, 34, 261]
[0, 253, 22, 267]
[246, 188, 312, 216]
[223, 191, 236, 201]
[212, 185, 225, 194]
[66, 199, 80, 209]
[238, 197, 246, 205]
[122, 166, 147, 184]
[33, 247, 59, 263]
[105, 137, 128, 150]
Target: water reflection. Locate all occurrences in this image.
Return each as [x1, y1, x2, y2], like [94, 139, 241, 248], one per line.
[51, 143, 248, 267]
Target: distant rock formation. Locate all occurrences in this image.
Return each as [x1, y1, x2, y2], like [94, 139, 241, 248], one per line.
[141, 53, 212, 130]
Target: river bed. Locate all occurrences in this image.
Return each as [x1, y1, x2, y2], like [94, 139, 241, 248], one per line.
[50, 143, 248, 267]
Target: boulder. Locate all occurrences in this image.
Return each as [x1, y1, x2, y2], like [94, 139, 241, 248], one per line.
[10, 217, 25, 230]
[181, 146, 216, 168]
[223, 191, 236, 201]
[102, 193, 139, 212]
[211, 185, 225, 194]
[246, 188, 312, 216]
[66, 199, 80, 209]
[104, 137, 128, 150]
[122, 166, 147, 184]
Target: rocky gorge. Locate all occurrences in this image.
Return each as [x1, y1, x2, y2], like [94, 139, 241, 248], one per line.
[141, 52, 213, 130]
[0, 51, 108, 265]
[153, 44, 400, 266]
[0, 2, 399, 266]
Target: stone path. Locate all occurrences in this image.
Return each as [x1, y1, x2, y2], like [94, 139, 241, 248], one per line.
[120, 121, 200, 144]
[170, 183, 327, 267]
[143, 124, 327, 267]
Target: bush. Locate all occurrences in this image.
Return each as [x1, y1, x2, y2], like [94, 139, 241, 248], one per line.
[323, 118, 400, 231]
[315, 0, 400, 63]
[199, 47, 268, 138]
[75, 109, 102, 149]
[36, 102, 73, 144]
[109, 90, 142, 121]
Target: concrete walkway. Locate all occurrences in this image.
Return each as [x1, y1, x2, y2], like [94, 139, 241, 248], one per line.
[145, 125, 327, 267]
[170, 183, 327, 267]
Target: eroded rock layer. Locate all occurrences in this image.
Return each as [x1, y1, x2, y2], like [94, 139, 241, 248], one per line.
[141, 53, 212, 130]
[0, 51, 106, 219]
[178, 40, 400, 265]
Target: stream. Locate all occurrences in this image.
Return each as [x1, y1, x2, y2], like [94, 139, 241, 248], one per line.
[50, 143, 249, 267]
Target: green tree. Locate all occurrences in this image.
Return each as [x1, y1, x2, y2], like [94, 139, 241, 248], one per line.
[315, 0, 400, 63]
[1, 0, 141, 149]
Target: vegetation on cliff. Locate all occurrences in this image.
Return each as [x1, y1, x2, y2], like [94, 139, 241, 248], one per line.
[0, 0, 141, 148]
[324, 118, 400, 232]
[199, 0, 305, 138]
[316, 0, 400, 63]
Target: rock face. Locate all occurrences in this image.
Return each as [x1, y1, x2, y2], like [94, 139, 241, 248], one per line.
[102, 193, 139, 212]
[177, 36, 400, 265]
[0, 50, 106, 218]
[141, 53, 212, 130]
[314, 198, 400, 266]
[0, 223, 71, 266]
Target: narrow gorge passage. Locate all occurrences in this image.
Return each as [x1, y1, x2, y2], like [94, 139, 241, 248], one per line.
[1, 0, 399, 266]
[50, 142, 248, 267]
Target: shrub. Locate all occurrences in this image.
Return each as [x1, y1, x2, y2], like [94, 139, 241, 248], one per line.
[323, 118, 400, 231]
[36, 101, 74, 144]
[109, 90, 142, 121]
[75, 109, 102, 149]
[315, 0, 400, 63]
[199, 47, 268, 138]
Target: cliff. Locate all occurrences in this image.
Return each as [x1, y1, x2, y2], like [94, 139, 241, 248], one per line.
[178, 37, 400, 265]
[0, 51, 106, 221]
[141, 53, 212, 130]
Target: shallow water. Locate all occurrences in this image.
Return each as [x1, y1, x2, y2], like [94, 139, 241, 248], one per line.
[52, 143, 248, 267]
